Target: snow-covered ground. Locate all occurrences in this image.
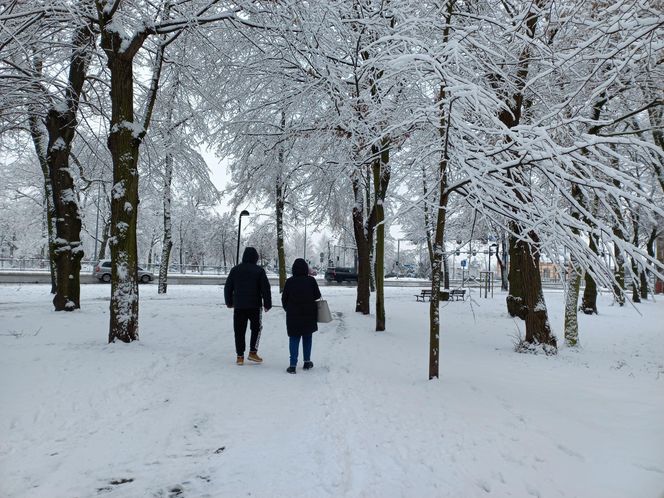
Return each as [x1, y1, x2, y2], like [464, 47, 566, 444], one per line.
[1, 284, 663, 498]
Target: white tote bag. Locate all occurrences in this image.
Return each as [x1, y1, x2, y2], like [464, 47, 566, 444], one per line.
[317, 299, 333, 323]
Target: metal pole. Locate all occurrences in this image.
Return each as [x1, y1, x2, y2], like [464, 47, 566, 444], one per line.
[236, 210, 250, 265]
[93, 181, 101, 260]
[304, 216, 307, 261]
[236, 217, 242, 265]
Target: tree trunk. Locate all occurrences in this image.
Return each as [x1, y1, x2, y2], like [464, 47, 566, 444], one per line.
[429, 71, 453, 380]
[30, 23, 93, 308]
[105, 50, 141, 342]
[495, 0, 544, 320]
[48, 22, 94, 310]
[613, 242, 626, 306]
[352, 207, 372, 314]
[158, 152, 173, 294]
[639, 269, 649, 300]
[429, 181, 449, 380]
[147, 230, 157, 268]
[645, 86, 664, 195]
[372, 140, 390, 331]
[644, 227, 657, 298]
[47, 112, 85, 311]
[98, 216, 110, 261]
[276, 112, 288, 292]
[28, 116, 58, 294]
[517, 232, 557, 352]
[564, 183, 585, 345]
[506, 228, 527, 319]
[369, 239, 376, 293]
[374, 213, 385, 330]
[429, 235, 445, 380]
[630, 256, 641, 303]
[276, 184, 287, 293]
[564, 264, 581, 347]
[500, 236, 508, 291]
[494, 236, 508, 292]
[179, 220, 186, 272]
[581, 231, 599, 314]
[349, 161, 373, 314]
[422, 163, 434, 271]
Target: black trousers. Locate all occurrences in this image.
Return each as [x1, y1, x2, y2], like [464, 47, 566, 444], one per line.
[233, 308, 262, 356]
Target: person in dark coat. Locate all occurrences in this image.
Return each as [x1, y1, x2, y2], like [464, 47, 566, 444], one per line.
[281, 258, 321, 374]
[224, 247, 272, 365]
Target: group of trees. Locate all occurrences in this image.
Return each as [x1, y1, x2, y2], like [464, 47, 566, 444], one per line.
[1, 0, 662, 378]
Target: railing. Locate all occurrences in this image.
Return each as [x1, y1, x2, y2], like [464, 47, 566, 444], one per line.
[0, 258, 633, 289]
[0, 258, 285, 277]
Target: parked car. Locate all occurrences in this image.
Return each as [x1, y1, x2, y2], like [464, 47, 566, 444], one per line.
[93, 260, 154, 283]
[324, 266, 358, 283]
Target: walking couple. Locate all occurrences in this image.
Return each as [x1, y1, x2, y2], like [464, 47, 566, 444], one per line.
[224, 247, 323, 374]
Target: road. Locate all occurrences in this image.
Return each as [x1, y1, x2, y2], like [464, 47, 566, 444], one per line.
[0, 270, 564, 289]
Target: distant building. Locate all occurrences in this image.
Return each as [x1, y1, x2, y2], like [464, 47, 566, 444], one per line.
[539, 261, 562, 281]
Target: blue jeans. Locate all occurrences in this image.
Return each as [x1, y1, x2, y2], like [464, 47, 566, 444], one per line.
[289, 334, 312, 367]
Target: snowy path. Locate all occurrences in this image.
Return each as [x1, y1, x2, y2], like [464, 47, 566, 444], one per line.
[1, 284, 663, 497]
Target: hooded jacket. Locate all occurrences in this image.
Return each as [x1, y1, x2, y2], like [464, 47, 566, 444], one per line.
[281, 258, 322, 336]
[224, 247, 272, 310]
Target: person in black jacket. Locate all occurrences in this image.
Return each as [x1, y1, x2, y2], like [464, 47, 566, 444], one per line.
[224, 247, 272, 365]
[281, 258, 321, 374]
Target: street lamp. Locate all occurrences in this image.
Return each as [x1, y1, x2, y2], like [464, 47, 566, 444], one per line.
[236, 210, 250, 264]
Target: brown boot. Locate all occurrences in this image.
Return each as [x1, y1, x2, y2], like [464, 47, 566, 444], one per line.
[236, 356, 244, 365]
[247, 352, 263, 363]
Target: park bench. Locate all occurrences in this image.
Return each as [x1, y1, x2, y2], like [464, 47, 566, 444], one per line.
[415, 289, 432, 302]
[450, 289, 466, 301]
[415, 288, 466, 302]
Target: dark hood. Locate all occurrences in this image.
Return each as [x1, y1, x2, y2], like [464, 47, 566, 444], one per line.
[291, 258, 309, 277]
[241, 247, 259, 264]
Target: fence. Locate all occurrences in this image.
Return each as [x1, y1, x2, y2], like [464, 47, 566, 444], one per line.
[0, 258, 285, 277]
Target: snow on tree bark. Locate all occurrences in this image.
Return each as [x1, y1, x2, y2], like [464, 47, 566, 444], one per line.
[564, 264, 581, 348]
[45, 21, 94, 311]
[158, 151, 173, 294]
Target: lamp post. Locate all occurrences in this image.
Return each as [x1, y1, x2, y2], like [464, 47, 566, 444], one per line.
[236, 210, 249, 264]
[303, 216, 307, 261]
[396, 238, 406, 278]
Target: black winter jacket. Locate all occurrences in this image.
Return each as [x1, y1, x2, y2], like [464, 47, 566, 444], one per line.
[224, 247, 272, 310]
[281, 258, 322, 337]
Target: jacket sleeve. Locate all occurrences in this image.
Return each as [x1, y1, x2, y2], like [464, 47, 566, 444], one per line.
[312, 277, 322, 300]
[224, 269, 234, 306]
[281, 281, 289, 311]
[260, 269, 272, 309]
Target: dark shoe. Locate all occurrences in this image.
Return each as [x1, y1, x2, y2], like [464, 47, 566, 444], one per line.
[236, 356, 244, 365]
[303, 361, 314, 370]
[286, 366, 296, 374]
[247, 352, 263, 363]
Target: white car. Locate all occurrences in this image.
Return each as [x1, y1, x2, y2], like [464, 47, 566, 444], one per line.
[93, 260, 154, 283]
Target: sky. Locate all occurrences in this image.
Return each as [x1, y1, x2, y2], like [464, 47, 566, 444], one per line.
[200, 147, 415, 254]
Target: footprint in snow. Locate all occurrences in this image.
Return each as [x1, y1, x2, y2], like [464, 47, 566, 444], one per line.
[556, 444, 585, 461]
